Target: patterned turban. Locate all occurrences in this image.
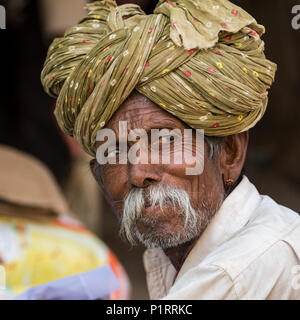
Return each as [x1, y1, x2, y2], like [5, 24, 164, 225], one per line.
[41, 0, 277, 155]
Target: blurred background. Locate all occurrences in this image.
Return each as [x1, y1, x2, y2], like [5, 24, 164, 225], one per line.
[0, 0, 299, 299]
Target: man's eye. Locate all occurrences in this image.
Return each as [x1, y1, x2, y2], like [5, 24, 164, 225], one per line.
[107, 149, 120, 158]
[160, 135, 175, 143]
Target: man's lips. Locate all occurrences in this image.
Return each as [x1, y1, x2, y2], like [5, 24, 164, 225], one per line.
[144, 199, 151, 208]
[136, 206, 165, 232]
[142, 203, 179, 220]
[136, 204, 179, 233]
[144, 204, 162, 215]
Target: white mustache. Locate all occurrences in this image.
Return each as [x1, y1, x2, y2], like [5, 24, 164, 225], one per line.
[120, 184, 198, 245]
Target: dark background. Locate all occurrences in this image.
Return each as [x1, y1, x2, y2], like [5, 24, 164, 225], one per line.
[0, 0, 299, 299]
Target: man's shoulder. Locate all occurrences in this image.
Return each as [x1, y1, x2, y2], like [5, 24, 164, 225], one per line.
[165, 180, 300, 299]
[201, 197, 300, 298]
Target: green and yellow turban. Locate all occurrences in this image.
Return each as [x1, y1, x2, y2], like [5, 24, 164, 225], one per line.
[41, 0, 276, 155]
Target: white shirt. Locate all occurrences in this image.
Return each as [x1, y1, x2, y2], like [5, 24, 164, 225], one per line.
[143, 176, 300, 300]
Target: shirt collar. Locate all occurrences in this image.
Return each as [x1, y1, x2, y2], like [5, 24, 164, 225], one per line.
[175, 175, 262, 282]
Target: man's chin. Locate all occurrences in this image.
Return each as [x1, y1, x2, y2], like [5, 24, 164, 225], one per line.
[135, 218, 179, 242]
[133, 225, 198, 249]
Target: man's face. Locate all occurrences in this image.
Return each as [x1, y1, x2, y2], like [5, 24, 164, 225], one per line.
[91, 92, 225, 249]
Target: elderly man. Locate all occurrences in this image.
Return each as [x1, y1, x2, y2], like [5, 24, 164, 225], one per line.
[41, 0, 300, 299]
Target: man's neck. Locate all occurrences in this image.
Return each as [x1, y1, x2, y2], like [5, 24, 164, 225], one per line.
[163, 237, 199, 272]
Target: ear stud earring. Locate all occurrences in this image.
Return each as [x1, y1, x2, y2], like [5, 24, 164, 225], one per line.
[224, 178, 234, 188]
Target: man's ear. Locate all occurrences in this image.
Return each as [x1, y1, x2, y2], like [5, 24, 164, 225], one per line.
[219, 131, 249, 184]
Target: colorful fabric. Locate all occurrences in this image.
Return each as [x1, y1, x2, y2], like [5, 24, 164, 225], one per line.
[0, 215, 130, 300]
[14, 265, 121, 300]
[41, 0, 277, 156]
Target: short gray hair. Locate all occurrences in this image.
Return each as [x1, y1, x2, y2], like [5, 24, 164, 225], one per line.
[205, 136, 223, 160]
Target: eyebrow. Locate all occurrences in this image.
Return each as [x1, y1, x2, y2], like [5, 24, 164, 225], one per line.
[96, 112, 185, 146]
[112, 118, 184, 134]
[96, 125, 184, 150]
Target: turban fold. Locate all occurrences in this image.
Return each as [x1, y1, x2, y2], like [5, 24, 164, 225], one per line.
[41, 0, 277, 155]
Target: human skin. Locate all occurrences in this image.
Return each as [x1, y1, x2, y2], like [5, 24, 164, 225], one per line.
[90, 91, 248, 271]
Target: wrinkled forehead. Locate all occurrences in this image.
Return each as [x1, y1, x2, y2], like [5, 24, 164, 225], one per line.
[104, 91, 189, 133]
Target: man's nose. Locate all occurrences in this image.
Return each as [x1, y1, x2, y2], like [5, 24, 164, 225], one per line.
[128, 164, 161, 188]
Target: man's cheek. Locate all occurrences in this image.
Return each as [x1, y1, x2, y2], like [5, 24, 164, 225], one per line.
[103, 165, 128, 193]
[111, 202, 124, 221]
